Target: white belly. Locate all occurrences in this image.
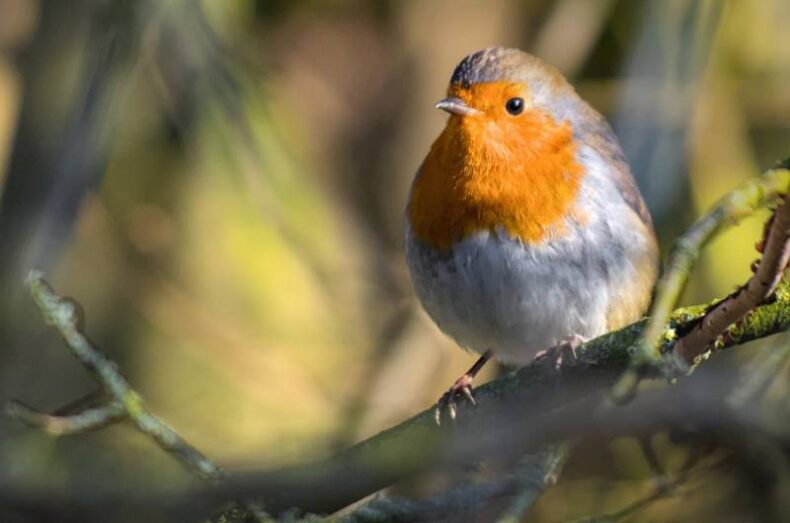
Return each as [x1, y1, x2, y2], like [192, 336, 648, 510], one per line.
[405, 226, 624, 364]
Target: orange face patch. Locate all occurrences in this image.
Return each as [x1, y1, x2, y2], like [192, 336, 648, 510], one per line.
[409, 81, 582, 251]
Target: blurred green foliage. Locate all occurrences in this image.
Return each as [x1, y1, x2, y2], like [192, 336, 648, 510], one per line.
[0, 0, 787, 521]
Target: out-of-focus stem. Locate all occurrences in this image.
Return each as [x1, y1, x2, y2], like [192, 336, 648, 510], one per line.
[7, 271, 225, 481]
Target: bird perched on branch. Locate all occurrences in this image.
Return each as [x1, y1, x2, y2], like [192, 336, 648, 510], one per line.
[405, 48, 659, 422]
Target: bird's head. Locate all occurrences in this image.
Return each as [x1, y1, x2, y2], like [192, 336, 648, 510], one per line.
[434, 47, 579, 158]
[409, 48, 586, 251]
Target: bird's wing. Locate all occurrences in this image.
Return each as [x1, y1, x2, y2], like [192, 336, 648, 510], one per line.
[578, 110, 653, 228]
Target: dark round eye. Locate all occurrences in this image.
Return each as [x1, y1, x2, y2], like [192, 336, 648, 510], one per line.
[505, 97, 524, 115]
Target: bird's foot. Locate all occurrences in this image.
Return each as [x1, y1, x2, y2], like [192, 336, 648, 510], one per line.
[533, 334, 586, 370]
[434, 373, 477, 425]
[433, 350, 492, 425]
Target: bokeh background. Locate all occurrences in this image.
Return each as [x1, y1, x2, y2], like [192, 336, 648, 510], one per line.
[0, 0, 788, 521]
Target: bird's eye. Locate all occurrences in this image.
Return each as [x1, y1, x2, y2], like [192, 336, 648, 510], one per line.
[505, 97, 524, 115]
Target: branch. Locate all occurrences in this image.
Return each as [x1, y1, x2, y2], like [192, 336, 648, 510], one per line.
[613, 158, 790, 400]
[336, 446, 568, 523]
[186, 288, 790, 519]
[569, 470, 691, 523]
[494, 444, 569, 523]
[674, 196, 790, 362]
[645, 159, 790, 361]
[6, 271, 225, 481]
[2, 333, 788, 522]
[183, 362, 790, 523]
[5, 400, 126, 436]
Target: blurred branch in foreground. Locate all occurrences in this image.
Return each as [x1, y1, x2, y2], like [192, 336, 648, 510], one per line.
[199, 290, 789, 521]
[4, 159, 790, 522]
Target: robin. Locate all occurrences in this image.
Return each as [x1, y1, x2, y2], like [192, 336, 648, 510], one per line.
[404, 48, 659, 422]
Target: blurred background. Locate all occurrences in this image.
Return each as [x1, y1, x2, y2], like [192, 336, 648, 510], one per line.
[0, 0, 788, 521]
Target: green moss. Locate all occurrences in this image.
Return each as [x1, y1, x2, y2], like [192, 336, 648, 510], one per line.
[727, 283, 790, 344]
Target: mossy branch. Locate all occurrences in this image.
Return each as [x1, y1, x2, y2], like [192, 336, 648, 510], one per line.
[612, 158, 790, 401]
[194, 283, 790, 519]
[674, 195, 790, 361]
[643, 159, 790, 362]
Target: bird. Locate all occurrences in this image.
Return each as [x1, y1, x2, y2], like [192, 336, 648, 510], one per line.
[404, 47, 659, 422]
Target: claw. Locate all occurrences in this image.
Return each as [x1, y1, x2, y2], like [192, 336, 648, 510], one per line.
[461, 386, 476, 406]
[434, 374, 477, 424]
[534, 334, 586, 370]
[433, 351, 492, 424]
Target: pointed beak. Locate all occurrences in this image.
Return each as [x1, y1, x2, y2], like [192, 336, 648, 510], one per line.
[434, 97, 480, 116]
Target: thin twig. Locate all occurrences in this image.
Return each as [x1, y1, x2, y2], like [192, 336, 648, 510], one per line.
[569, 478, 688, 523]
[567, 451, 710, 523]
[5, 400, 127, 436]
[674, 197, 790, 363]
[6, 271, 225, 481]
[612, 159, 790, 401]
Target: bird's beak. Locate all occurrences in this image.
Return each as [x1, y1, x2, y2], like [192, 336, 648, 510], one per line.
[434, 97, 480, 116]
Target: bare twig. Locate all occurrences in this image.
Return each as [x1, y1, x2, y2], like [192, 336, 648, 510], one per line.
[612, 159, 790, 401]
[568, 451, 710, 523]
[6, 271, 224, 481]
[674, 197, 790, 363]
[5, 400, 127, 436]
[569, 477, 688, 523]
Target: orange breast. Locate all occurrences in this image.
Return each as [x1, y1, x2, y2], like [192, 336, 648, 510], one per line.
[409, 83, 583, 251]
